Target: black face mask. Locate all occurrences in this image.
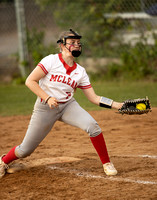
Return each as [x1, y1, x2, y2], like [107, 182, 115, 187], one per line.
[71, 50, 82, 57]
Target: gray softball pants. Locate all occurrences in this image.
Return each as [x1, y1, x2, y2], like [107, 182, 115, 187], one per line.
[15, 97, 101, 158]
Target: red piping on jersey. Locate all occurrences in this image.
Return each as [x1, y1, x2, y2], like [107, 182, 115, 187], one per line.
[38, 63, 48, 74]
[77, 85, 92, 89]
[58, 53, 77, 75]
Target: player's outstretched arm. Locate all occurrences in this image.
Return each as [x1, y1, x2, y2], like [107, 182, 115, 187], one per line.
[82, 87, 123, 109]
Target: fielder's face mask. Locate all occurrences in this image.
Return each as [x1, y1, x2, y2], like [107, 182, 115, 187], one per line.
[57, 29, 82, 57]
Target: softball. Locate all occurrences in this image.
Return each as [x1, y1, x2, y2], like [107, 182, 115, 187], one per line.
[136, 103, 146, 110]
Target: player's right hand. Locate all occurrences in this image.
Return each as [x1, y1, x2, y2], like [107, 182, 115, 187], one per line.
[47, 97, 58, 109]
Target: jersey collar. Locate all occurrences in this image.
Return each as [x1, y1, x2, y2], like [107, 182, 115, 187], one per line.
[58, 53, 77, 75]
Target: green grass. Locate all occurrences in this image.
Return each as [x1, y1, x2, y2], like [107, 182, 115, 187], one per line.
[0, 81, 157, 116]
[0, 85, 36, 116]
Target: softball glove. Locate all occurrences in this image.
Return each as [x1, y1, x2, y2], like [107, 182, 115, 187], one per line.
[118, 97, 152, 115]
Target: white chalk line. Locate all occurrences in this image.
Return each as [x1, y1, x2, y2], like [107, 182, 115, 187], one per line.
[48, 166, 157, 185]
[114, 154, 157, 159]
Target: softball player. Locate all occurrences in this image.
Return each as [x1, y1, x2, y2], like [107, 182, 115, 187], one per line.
[0, 29, 123, 178]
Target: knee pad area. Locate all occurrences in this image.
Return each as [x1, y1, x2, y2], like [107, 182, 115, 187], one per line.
[86, 121, 101, 137]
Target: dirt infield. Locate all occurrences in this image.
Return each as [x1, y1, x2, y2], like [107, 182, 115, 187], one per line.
[0, 109, 157, 200]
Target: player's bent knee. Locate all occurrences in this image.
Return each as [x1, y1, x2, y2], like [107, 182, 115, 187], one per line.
[87, 121, 101, 137]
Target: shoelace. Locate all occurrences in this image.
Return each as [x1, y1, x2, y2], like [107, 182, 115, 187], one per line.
[105, 163, 114, 170]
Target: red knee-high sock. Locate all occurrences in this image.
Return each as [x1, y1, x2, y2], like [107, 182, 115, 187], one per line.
[90, 133, 110, 164]
[2, 146, 19, 164]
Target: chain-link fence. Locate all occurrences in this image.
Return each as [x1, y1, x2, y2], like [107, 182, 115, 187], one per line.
[0, 0, 58, 81]
[0, 0, 157, 81]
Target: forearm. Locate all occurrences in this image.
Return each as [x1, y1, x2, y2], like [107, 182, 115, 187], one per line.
[25, 79, 49, 101]
[90, 95, 122, 109]
[99, 97, 123, 109]
[83, 88, 123, 109]
[87, 95, 101, 106]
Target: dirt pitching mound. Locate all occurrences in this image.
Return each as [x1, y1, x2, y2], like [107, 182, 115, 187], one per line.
[0, 109, 157, 200]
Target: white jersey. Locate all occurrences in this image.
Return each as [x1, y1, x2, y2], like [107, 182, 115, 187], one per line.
[37, 53, 92, 102]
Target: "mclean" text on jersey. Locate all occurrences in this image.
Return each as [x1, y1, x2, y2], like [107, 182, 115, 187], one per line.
[50, 74, 77, 89]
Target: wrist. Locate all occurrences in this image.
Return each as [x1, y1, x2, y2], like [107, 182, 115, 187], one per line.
[99, 96, 113, 109]
[111, 101, 116, 109]
[45, 96, 51, 104]
[112, 102, 123, 109]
